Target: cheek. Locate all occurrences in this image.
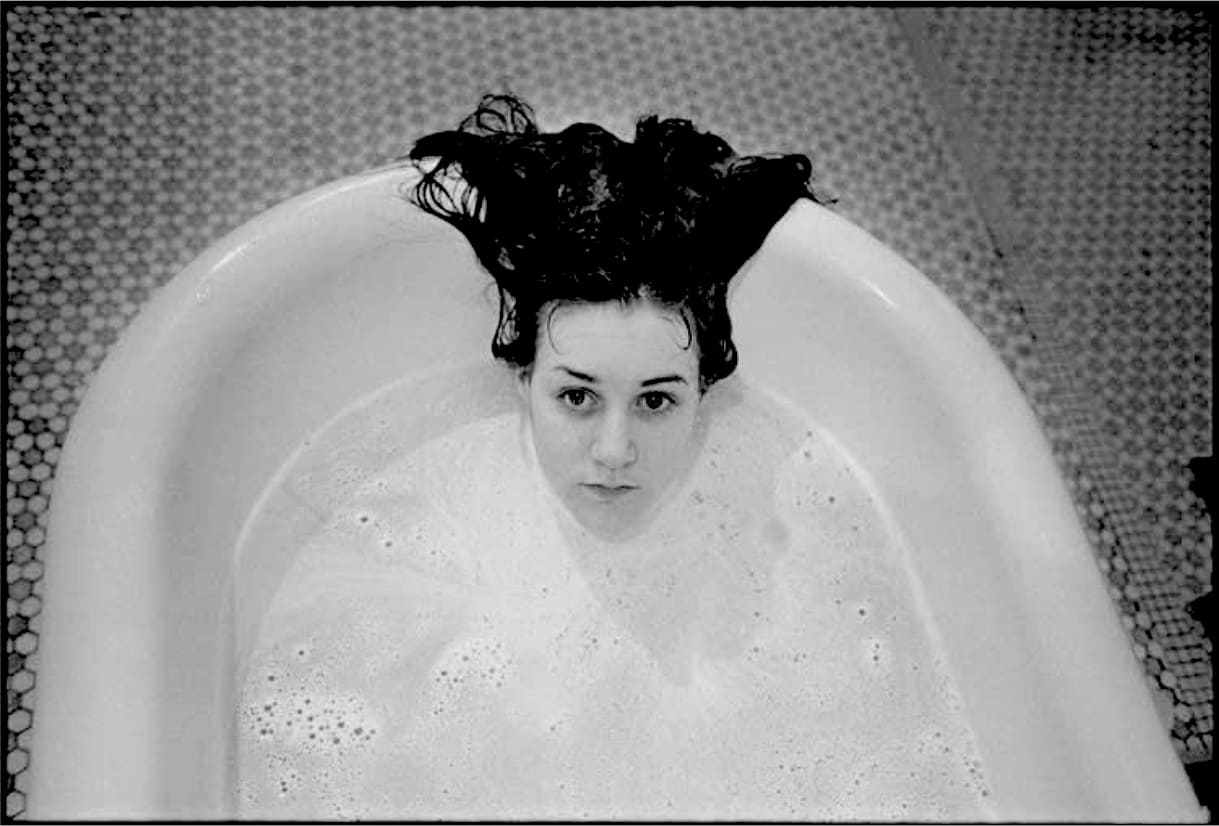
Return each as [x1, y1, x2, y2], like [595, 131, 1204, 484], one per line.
[528, 398, 585, 472]
[640, 410, 700, 471]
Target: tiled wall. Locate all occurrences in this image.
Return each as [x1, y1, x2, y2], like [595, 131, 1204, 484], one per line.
[4, 6, 1210, 818]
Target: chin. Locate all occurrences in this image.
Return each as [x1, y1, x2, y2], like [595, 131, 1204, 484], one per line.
[567, 493, 658, 542]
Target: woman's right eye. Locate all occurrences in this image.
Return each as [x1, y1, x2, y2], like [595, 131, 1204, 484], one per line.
[558, 388, 595, 411]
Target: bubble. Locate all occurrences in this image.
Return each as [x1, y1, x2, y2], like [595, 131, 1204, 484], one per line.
[864, 636, 892, 669]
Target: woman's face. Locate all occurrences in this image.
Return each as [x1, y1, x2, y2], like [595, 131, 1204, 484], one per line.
[521, 298, 704, 539]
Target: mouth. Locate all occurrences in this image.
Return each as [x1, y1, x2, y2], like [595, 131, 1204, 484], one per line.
[580, 483, 638, 502]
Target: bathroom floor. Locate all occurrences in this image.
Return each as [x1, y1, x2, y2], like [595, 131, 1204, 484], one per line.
[4, 6, 1211, 819]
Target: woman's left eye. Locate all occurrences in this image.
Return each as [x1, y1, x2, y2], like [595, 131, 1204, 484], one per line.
[638, 391, 675, 413]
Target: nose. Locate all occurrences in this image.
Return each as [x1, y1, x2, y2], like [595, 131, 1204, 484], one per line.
[591, 409, 637, 470]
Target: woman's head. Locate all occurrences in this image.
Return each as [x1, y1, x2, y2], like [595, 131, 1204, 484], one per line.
[408, 93, 820, 392]
[408, 94, 821, 535]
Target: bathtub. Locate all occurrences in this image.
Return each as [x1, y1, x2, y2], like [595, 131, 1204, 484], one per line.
[27, 165, 1202, 821]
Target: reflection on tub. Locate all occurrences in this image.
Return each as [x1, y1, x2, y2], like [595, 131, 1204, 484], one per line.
[235, 363, 994, 820]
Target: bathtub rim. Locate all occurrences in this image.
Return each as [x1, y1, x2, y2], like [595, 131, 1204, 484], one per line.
[25, 162, 439, 820]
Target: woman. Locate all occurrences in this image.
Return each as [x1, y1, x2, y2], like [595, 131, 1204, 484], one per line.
[409, 93, 823, 539]
[238, 99, 991, 821]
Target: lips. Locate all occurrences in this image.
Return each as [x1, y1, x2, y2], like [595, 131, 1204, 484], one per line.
[581, 483, 638, 502]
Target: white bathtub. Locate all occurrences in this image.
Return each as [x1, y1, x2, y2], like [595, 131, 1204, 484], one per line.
[27, 166, 1202, 821]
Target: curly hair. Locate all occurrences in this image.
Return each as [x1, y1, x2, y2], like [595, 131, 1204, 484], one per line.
[407, 93, 823, 391]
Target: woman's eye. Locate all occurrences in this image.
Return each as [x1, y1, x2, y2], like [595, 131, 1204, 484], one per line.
[559, 388, 594, 410]
[639, 391, 675, 413]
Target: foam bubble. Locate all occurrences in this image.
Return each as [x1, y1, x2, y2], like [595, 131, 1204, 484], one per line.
[864, 635, 892, 670]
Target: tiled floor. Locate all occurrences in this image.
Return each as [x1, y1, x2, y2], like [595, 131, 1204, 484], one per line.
[911, 5, 1213, 760]
[4, 6, 1211, 819]
[925, 2, 1213, 758]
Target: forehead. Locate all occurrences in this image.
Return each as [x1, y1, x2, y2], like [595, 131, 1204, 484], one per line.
[538, 300, 697, 377]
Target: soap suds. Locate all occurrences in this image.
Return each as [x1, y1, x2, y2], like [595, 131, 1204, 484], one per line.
[235, 370, 992, 820]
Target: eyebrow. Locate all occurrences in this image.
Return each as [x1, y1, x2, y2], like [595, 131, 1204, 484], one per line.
[555, 367, 687, 387]
[557, 367, 598, 383]
[641, 374, 688, 387]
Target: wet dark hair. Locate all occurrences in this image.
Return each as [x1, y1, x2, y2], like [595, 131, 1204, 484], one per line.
[407, 93, 823, 391]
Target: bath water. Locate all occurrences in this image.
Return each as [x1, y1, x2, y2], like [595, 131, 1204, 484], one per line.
[234, 366, 994, 820]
